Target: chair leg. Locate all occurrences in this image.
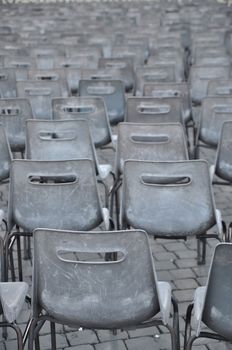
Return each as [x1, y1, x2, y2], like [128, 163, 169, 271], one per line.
[171, 296, 180, 350]
[16, 235, 23, 281]
[197, 236, 206, 265]
[186, 334, 197, 350]
[28, 318, 38, 350]
[184, 303, 194, 350]
[50, 321, 56, 350]
[0, 323, 23, 350]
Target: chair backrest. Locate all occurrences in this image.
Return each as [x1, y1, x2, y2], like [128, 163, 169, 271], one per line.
[54, 56, 98, 70]
[4, 56, 36, 80]
[64, 68, 82, 95]
[79, 80, 125, 125]
[8, 159, 103, 232]
[0, 98, 33, 152]
[135, 66, 176, 96]
[17, 81, 62, 119]
[199, 96, 232, 147]
[215, 121, 232, 181]
[32, 228, 160, 328]
[26, 119, 96, 163]
[0, 125, 11, 181]
[189, 65, 230, 105]
[207, 79, 232, 97]
[28, 69, 68, 97]
[52, 97, 112, 148]
[125, 97, 183, 124]
[202, 243, 232, 341]
[111, 45, 145, 66]
[143, 82, 191, 124]
[116, 122, 188, 176]
[120, 160, 216, 237]
[0, 68, 16, 98]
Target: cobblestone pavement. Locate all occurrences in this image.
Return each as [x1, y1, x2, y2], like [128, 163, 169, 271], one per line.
[1, 116, 232, 350]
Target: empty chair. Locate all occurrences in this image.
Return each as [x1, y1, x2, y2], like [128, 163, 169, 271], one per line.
[135, 66, 176, 96]
[0, 98, 33, 152]
[0, 68, 16, 98]
[29, 228, 179, 350]
[52, 97, 113, 148]
[17, 81, 61, 119]
[184, 243, 232, 350]
[120, 160, 222, 264]
[125, 97, 183, 125]
[28, 69, 69, 97]
[79, 80, 125, 125]
[5, 159, 109, 281]
[0, 125, 11, 182]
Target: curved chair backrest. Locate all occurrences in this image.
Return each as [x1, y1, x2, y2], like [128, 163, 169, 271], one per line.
[116, 122, 188, 176]
[189, 65, 230, 105]
[25, 119, 96, 163]
[202, 243, 232, 341]
[28, 69, 68, 98]
[82, 68, 127, 91]
[64, 68, 82, 95]
[33, 229, 159, 329]
[125, 97, 183, 125]
[4, 56, 36, 80]
[54, 56, 98, 70]
[0, 98, 33, 152]
[207, 79, 232, 97]
[143, 82, 191, 124]
[0, 68, 16, 98]
[0, 125, 11, 181]
[16, 81, 62, 119]
[79, 79, 125, 125]
[52, 97, 112, 148]
[135, 66, 176, 96]
[120, 160, 216, 237]
[111, 45, 145, 67]
[8, 159, 103, 232]
[215, 121, 232, 182]
[199, 96, 232, 147]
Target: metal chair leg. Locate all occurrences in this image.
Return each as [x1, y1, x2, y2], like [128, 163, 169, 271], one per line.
[50, 322, 56, 350]
[0, 323, 23, 350]
[28, 318, 38, 350]
[184, 303, 194, 350]
[171, 296, 180, 350]
[186, 334, 197, 350]
[197, 236, 206, 265]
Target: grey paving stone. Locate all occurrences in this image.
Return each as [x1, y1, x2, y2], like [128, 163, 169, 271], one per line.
[171, 268, 195, 280]
[65, 345, 95, 350]
[176, 259, 198, 269]
[174, 278, 199, 290]
[37, 333, 68, 350]
[66, 330, 98, 346]
[95, 340, 126, 350]
[127, 326, 158, 338]
[96, 330, 128, 342]
[125, 336, 160, 350]
[165, 242, 188, 252]
[173, 289, 195, 302]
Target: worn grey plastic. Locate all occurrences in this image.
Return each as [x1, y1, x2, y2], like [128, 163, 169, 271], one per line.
[0, 125, 11, 181]
[207, 79, 232, 97]
[111, 45, 145, 66]
[0, 98, 33, 152]
[214, 121, 232, 182]
[0, 282, 28, 323]
[4, 56, 36, 80]
[199, 96, 232, 147]
[143, 82, 191, 124]
[135, 67, 176, 96]
[125, 97, 183, 125]
[54, 55, 98, 70]
[16, 81, 62, 119]
[120, 160, 217, 237]
[64, 68, 82, 95]
[52, 97, 112, 147]
[116, 123, 188, 176]
[0, 68, 16, 98]
[189, 65, 230, 104]
[32, 228, 173, 328]
[82, 68, 128, 92]
[79, 80, 125, 125]
[8, 159, 104, 232]
[28, 69, 69, 97]
[98, 58, 134, 92]
[192, 243, 232, 340]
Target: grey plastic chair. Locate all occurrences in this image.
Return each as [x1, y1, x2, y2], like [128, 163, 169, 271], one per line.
[111, 45, 145, 66]
[5, 159, 109, 281]
[0, 68, 16, 98]
[64, 68, 82, 96]
[125, 97, 183, 125]
[184, 243, 232, 350]
[16, 81, 62, 119]
[52, 97, 114, 148]
[28, 69, 69, 97]
[195, 96, 232, 157]
[29, 228, 179, 350]
[0, 125, 11, 182]
[79, 79, 125, 125]
[0, 98, 33, 152]
[120, 160, 222, 264]
[4, 56, 36, 80]
[135, 66, 176, 96]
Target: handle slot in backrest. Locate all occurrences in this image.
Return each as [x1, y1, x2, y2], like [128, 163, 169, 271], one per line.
[25, 88, 52, 96]
[11, 62, 30, 68]
[141, 174, 191, 186]
[28, 174, 77, 184]
[130, 134, 169, 143]
[39, 131, 76, 141]
[0, 107, 20, 116]
[199, 72, 223, 80]
[143, 73, 168, 81]
[62, 106, 95, 114]
[0, 74, 7, 81]
[57, 249, 126, 264]
[87, 86, 115, 95]
[106, 62, 126, 68]
[91, 75, 112, 80]
[137, 104, 170, 114]
[215, 87, 232, 95]
[36, 75, 59, 81]
[151, 90, 180, 98]
[213, 105, 232, 114]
